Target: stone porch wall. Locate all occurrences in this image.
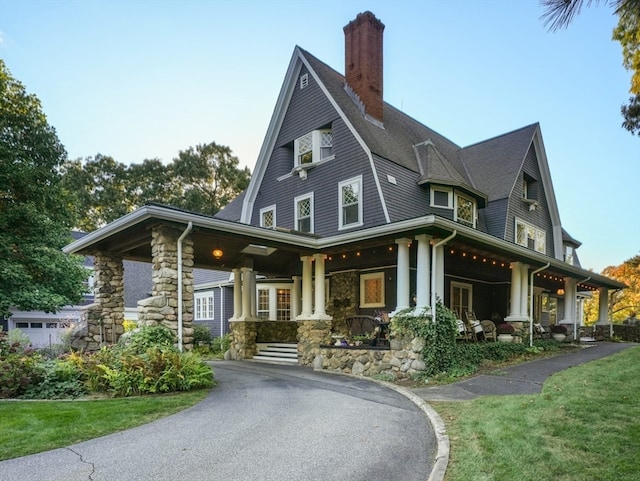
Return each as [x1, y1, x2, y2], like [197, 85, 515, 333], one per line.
[587, 325, 640, 343]
[256, 321, 299, 343]
[326, 271, 359, 337]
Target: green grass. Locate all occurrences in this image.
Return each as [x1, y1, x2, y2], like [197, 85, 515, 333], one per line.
[0, 389, 209, 461]
[432, 346, 640, 481]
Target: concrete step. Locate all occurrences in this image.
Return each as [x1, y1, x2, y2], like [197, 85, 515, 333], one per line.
[253, 343, 299, 364]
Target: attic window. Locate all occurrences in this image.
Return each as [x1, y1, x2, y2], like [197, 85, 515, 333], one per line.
[293, 129, 334, 169]
[430, 187, 453, 208]
[516, 218, 546, 254]
[300, 73, 309, 89]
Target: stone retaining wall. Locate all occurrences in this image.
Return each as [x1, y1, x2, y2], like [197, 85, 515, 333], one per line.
[588, 324, 640, 343]
[257, 321, 299, 343]
[230, 321, 257, 359]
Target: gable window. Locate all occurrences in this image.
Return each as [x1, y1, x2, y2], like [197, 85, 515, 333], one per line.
[360, 272, 385, 308]
[455, 194, 476, 228]
[295, 193, 313, 233]
[257, 285, 292, 320]
[339, 176, 363, 229]
[516, 219, 546, 254]
[430, 187, 452, 208]
[294, 129, 333, 167]
[260, 205, 276, 229]
[195, 292, 214, 320]
[523, 174, 537, 200]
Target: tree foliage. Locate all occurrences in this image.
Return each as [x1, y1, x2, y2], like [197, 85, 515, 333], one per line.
[541, 0, 640, 135]
[0, 60, 88, 316]
[62, 142, 250, 231]
[583, 255, 640, 323]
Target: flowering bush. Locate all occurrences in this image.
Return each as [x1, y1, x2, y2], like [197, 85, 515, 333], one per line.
[496, 323, 515, 334]
[551, 324, 568, 334]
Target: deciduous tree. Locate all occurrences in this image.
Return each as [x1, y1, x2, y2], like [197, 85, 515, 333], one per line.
[0, 60, 87, 316]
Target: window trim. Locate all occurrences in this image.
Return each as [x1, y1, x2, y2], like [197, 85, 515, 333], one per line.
[515, 218, 546, 254]
[194, 292, 215, 320]
[450, 281, 473, 318]
[338, 175, 363, 230]
[359, 272, 385, 308]
[256, 283, 292, 321]
[430, 187, 453, 209]
[260, 205, 276, 229]
[294, 192, 314, 233]
[454, 193, 477, 228]
[293, 129, 334, 169]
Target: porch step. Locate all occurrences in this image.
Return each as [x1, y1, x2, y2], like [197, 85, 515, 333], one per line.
[253, 343, 299, 365]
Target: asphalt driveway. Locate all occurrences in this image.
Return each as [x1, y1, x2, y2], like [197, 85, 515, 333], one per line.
[0, 361, 436, 481]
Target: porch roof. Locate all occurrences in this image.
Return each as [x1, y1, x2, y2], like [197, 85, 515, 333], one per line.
[64, 204, 626, 291]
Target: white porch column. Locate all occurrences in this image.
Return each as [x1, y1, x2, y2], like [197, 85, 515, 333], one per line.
[231, 268, 242, 320]
[432, 241, 445, 306]
[560, 277, 577, 325]
[291, 275, 301, 320]
[597, 287, 609, 325]
[249, 270, 257, 318]
[415, 234, 431, 308]
[395, 238, 412, 311]
[311, 253, 331, 319]
[520, 264, 529, 320]
[298, 256, 314, 319]
[240, 267, 253, 321]
[505, 262, 522, 322]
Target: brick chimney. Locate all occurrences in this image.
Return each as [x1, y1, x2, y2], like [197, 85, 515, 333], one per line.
[344, 11, 385, 122]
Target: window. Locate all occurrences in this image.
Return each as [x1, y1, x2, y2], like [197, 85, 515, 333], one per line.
[339, 176, 363, 229]
[295, 193, 313, 233]
[515, 219, 546, 254]
[293, 129, 333, 167]
[257, 285, 292, 320]
[455, 194, 476, 228]
[194, 293, 214, 320]
[564, 245, 574, 265]
[430, 187, 452, 208]
[260, 205, 276, 229]
[451, 282, 472, 318]
[360, 272, 385, 308]
[523, 174, 537, 200]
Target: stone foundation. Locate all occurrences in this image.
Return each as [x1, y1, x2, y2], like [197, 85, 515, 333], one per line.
[297, 320, 332, 366]
[257, 321, 298, 343]
[326, 271, 359, 337]
[230, 321, 258, 359]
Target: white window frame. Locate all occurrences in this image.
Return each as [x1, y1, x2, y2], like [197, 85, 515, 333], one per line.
[360, 272, 385, 308]
[260, 205, 276, 229]
[454, 193, 477, 228]
[294, 192, 314, 233]
[194, 292, 215, 320]
[564, 244, 574, 265]
[339, 175, 363, 230]
[515, 218, 546, 254]
[450, 281, 473, 318]
[293, 129, 334, 168]
[256, 284, 292, 321]
[430, 187, 453, 209]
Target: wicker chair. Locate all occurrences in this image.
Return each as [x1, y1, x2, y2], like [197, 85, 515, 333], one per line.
[481, 320, 497, 341]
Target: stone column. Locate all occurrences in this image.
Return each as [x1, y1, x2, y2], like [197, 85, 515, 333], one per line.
[415, 234, 431, 308]
[395, 238, 412, 311]
[311, 253, 330, 320]
[597, 287, 609, 325]
[506, 262, 522, 322]
[231, 268, 242, 321]
[298, 256, 314, 319]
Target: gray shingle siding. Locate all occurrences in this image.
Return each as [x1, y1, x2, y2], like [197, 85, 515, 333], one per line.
[373, 155, 427, 223]
[482, 198, 509, 239]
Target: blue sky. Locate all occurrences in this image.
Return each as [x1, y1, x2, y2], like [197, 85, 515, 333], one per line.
[1, 0, 638, 273]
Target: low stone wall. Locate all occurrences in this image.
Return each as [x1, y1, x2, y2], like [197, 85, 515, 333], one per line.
[230, 321, 257, 359]
[589, 325, 640, 343]
[257, 321, 298, 343]
[316, 336, 426, 379]
[298, 320, 332, 366]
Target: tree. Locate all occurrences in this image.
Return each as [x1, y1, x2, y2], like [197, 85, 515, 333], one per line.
[583, 255, 640, 324]
[541, 0, 640, 135]
[0, 60, 88, 316]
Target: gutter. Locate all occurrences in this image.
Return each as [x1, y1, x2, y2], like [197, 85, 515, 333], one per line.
[529, 262, 550, 347]
[177, 221, 193, 352]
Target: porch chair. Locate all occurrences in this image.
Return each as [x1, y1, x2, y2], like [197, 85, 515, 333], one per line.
[345, 315, 376, 338]
[480, 320, 497, 341]
[455, 319, 471, 342]
[464, 310, 484, 341]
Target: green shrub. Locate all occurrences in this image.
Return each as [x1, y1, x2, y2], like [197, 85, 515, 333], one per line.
[0, 330, 42, 398]
[193, 324, 212, 347]
[118, 326, 175, 354]
[21, 359, 86, 399]
[211, 334, 231, 355]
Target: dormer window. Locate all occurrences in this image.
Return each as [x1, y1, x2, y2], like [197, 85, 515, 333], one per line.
[430, 187, 452, 208]
[564, 245, 574, 265]
[294, 129, 333, 168]
[455, 194, 476, 228]
[516, 218, 546, 254]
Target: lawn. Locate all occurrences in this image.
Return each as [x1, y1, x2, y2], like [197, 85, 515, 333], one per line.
[432, 345, 640, 481]
[0, 389, 209, 461]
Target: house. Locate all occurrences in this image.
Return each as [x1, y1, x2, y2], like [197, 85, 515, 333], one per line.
[6, 232, 153, 348]
[64, 12, 625, 363]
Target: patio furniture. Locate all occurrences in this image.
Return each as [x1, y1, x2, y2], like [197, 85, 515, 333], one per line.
[465, 310, 485, 341]
[346, 315, 376, 338]
[480, 320, 497, 341]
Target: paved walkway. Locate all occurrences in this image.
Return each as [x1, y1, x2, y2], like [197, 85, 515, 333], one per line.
[412, 341, 637, 402]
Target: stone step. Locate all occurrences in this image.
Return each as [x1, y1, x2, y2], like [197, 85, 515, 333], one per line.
[253, 343, 299, 365]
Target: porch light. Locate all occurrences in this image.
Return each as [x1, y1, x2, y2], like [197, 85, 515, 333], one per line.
[212, 248, 223, 259]
[557, 288, 565, 296]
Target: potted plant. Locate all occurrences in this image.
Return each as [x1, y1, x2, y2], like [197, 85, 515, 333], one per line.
[351, 335, 370, 347]
[496, 323, 515, 343]
[551, 324, 568, 342]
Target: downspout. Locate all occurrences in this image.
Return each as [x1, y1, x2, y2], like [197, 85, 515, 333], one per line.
[177, 221, 193, 352]
[574, 275, 591, 342]
[219, 284, 224, 337]
[430, 230, 457, 320]
[529, 262, 550, 347]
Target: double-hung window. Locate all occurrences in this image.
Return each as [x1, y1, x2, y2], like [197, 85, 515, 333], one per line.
[295, 193, 313, 233]
[194, 292, 215, 320]
[339, 176, 363, 229]
[515, 219, 546, 254]
[293, 129, 333, 167]
[257, 285, 292, 320]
